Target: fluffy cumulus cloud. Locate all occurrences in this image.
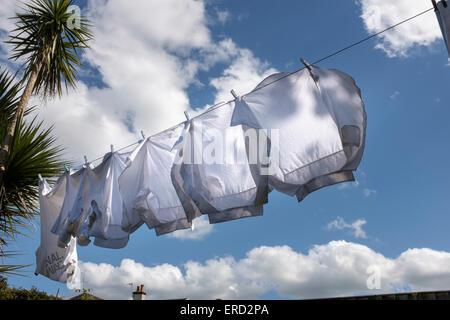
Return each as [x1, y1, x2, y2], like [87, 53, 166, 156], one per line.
[0, 0, 275, 164]
[30, 83, 137, 164]
[0, 1, 16, 45]
[35, 0, 212, 162]
[358, 0, 442, 57]
[0, 0, 20, 67]
[210, 48, 277, 104]
[70, 241, 450, 300]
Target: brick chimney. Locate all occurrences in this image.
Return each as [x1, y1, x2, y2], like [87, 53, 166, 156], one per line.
[132, 284, 147, 300]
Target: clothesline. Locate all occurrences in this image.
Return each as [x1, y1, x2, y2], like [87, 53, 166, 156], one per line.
[71, 5, 434, 170]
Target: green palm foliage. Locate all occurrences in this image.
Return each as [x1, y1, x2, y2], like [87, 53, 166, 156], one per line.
[0, 69, 65, 274]
[7, 0, 93, 97]
[0, 251, 27, 276]
[0, 0, 93, 201]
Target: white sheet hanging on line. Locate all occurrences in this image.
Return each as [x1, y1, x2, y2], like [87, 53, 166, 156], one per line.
[35, 177, 78, 283]
[231, 65, 366, 201]
[171, 102, 268, 223]
[119, 124, 192, 236]
[435, 1, 450, 56]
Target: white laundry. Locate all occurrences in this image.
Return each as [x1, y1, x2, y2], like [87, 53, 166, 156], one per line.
[46, 64, 366, 258]
[207, 205, 263, 224]
[171, 102, 268, 223]
[76, 152, 130, 249]
[231, 66, 366, 200]
[436, 1, 450, 56]
[312, 67, 366, 170]
[119, 125, 191, 236]
[35, 177, 78, 283]
[295, 67, 366, 201]
[51, 166, 90, 248]
[52, 154, 131, 249]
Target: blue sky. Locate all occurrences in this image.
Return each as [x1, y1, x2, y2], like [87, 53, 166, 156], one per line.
[1, 0, 450, 300]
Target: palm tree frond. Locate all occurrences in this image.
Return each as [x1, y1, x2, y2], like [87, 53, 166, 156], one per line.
[0, 68, 66, 249]
[6, 0, 93, 98]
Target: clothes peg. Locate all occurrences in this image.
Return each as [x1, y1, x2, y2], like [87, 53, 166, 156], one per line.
[110, 144, 114, 153]
[432, 0, 438, 10]
[141, 130, 146, 140]
[38, 174, 43, 182]
[84, 155, 88, 164]
[184, 111, 190, 121]
[300, 58, 312, 71]
[231, 89, 238, 99]
[443, 0, 448, 8]
[300, 58, 319, 82]
[63, 164, 70, 173]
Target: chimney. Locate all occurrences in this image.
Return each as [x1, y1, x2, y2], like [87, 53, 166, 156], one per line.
[132, 284, 147, 300]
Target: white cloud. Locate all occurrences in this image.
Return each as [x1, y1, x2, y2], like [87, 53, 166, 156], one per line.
[358, 0, 442, 57]
[338, 180, 359, 190]
[0, 1, 17, 44]
[0, 0, 276, 164]
[168, 215, 214, 240]
[390, 91, 400, 100]
[352, 220, 368, 239]
[30, 83, 137, 164]
[70, 241, 450, 299]
[88, 0, 211, 53]
[216, 9, 230, 25]
[338, 173, 376, 199]
[210, 48, 277, 104]
[363, 188, 377, 197]
[0, 1, 22, 67]
[327, 217, 368, 239]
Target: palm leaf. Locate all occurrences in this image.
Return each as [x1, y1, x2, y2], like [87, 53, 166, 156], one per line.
[0, 68, 67, 274]
[6, 0, 93, 98]
[0, 251, 29, 276]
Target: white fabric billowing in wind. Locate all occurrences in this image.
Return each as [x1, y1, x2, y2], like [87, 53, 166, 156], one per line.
[52, 153, 131, 249]
[171, 102, 267, 223]
[51, 167, 90, 248]
[119, 125, 191, 236]
[36, 178, 78, 283]
[76, 152, 131, 249]
[231, 66, 366, 201]
[47, 64, 365, 254]
[295, 67, 366, 201]
[313, 67, 366, 170]
[436, 1, 450, 56]
[232, 68, 346, 195]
